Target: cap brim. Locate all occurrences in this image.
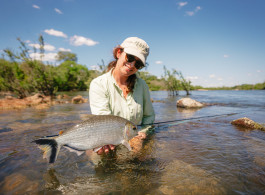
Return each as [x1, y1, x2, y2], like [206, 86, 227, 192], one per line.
[124, 48, 145, 65]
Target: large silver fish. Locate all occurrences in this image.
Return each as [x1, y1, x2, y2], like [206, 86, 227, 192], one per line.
[34, 115, 138, 163]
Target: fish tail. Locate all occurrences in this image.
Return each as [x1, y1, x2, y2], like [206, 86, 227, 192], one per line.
[34, 138, 61, 163]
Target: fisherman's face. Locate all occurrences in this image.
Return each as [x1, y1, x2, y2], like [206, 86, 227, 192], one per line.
[116, 50, 138, 77]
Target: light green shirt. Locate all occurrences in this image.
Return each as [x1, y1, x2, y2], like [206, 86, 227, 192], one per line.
[89, 70, 155, 133]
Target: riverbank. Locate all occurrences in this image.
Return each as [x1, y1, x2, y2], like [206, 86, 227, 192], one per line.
[0, 93, 88, 110]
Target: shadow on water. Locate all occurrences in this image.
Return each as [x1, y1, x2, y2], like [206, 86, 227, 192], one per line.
[0, 90, 265, 194]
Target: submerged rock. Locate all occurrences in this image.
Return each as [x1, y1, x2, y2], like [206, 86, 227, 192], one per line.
[159, 160, 225, 194]
[231, 117, 265, 131]
[2, 173, 39, 194]
[176, 98, 204, 108]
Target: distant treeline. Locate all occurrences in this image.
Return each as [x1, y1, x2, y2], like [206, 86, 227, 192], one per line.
[0, 36, 264, 98]
[202, 83, 265, 90]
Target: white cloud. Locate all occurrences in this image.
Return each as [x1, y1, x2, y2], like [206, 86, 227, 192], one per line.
[55, 8, 63, 14]
[178, 2, 188, 9]
[257, 70, 262, 73]
[224, 54, 229, 58]
[29, 43, 56, 51]
[185, 6, 202, 16]
[58, 48, 72, 52]
[185, 11, 194, 16]
[187, 76, 199, 80]
[89, 65, 101, 71]
[155, 61, 163, 64]
[69, 35, 98, 46]
[33, 5, 40, 9]
[209, 74, 216, 78]
[195, 6, 201, 12]
[30, 53, 57, 62]
[44, 29, 67, 38]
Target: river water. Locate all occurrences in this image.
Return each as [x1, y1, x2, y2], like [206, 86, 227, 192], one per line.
[0, 90, 265, 194]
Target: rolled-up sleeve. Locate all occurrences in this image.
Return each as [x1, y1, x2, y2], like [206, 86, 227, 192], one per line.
[89, 78, 111, 115]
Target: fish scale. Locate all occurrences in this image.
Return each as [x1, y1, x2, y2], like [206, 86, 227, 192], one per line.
[34, 115, 138, 163]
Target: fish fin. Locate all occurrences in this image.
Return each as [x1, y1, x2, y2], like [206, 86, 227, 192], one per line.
[34, 138, 61, 163]
[93, 147, 102, 153]
[63, 146, 84, 156]
[59, 130, 64, 135]
[43, 134, 59, 138]
[121, 140, 132, 151]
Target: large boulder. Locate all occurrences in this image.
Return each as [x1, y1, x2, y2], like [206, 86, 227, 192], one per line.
[231, 117, 265, 130]
[176, 98, 204, 108]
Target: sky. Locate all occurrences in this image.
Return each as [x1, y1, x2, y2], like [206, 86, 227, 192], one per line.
[1, 0, 265, 87]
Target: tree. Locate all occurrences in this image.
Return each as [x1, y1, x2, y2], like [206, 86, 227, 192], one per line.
[56, 51, 77, 62]
[2, 35, 57, 98]
[0, 58, 29, 98]
[54, 61, 89, 91]
[163, 66, 181, 96]
[176, 71, 191, 95]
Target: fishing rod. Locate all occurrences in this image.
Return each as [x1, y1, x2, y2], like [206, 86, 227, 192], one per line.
[139, 112, 239, 127]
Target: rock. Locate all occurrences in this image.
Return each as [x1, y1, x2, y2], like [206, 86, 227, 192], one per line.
[35, 103, 50, 109]
[62, 94, 70, 99]
[176, 98, 204, 108]
[71, 95, 88, 104]
[5, 95, 14, 100]
[24, 93, 44, 105]
[2, 173, 39, 194]
[56, 95, 62, 100]
[158, 160, 225, 194]
[0, 98, 28, 109]
[0, 93, 53, 110]
[231, 117, 265, 130]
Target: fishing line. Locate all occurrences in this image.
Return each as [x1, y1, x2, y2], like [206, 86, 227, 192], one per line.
[139, 112, 239, 127]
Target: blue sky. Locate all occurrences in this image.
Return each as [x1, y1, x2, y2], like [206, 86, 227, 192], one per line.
[1, 0, 264, 87]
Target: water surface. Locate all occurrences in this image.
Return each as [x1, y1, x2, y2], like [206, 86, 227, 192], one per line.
[0, 90, 265, 194]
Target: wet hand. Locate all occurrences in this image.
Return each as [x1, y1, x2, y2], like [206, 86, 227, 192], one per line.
[136, 132, 147, 139]
[96, 145, 115, 155]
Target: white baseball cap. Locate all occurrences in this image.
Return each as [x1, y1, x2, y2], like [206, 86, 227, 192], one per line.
[120, 37, 149, 65]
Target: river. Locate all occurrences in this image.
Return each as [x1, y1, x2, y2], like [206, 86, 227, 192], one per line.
[0, 90, 265, 194]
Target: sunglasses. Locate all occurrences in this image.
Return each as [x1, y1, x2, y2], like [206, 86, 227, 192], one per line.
[125, 53, 145, 70]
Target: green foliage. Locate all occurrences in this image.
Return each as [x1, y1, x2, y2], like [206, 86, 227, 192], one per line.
[85, 70, 102, 90]
[138, 71, 166, 91]
[176, 71, 191, 95]
[56, 51, 78, 62]
[162, 66, 181, 96]
[1, 36, 58, 98]
[205, 82, 265, 90]
[0, 58, 30, 98]
[54, 61, 89, 91]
